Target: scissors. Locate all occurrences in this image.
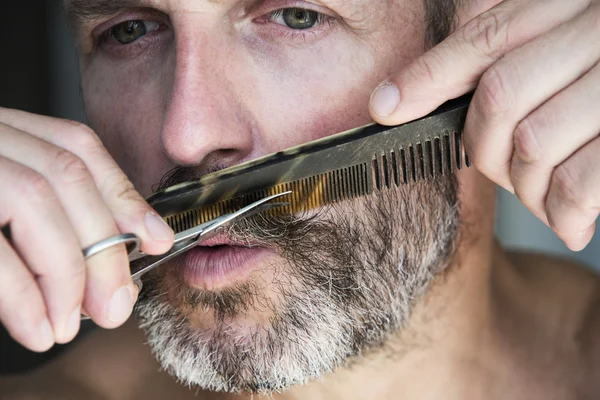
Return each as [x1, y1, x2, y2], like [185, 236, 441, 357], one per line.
[80, 192, 291, 320]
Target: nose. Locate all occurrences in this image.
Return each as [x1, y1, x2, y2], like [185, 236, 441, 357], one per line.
[160, 30, 255, 171]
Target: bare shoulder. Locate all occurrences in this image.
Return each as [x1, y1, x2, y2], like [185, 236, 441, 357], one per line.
[507, 250, 600, 314]
[508, 249, 600, 320]
[509, 252, 600, 330]
[507, 250, 600, 381]
[0, 319, 202, 400]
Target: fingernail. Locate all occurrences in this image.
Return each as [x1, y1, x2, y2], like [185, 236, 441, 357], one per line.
[370, 83, 400, 117]
[61, 306, 81, 341]
[40, 318, 54, 349]
[145, 212, 173, 242]
[133, 279, 143, 294]
[108, 286, 136, 323]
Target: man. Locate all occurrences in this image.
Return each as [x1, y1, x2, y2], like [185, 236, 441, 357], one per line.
[1, 0, 599, 398]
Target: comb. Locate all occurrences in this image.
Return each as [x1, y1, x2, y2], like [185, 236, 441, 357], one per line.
[148, 94, 472, 234]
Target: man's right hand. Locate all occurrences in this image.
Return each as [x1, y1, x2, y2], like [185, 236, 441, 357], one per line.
[0, 108, 174, 352]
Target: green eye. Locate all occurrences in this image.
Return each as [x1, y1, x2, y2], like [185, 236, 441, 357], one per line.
[111, 20, 157, 44]
[282, 8, 319, 30]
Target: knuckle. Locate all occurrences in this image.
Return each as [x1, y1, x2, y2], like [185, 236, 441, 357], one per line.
[103, 178, 142, 204]
[410, 51, 442, 87]
[513, 118, 543, 164]
[477, 66, 513, 119]
[50, 150, 91, 187]
[551, 164, 585, 209]
[16, 169, 55, 203]
[460, 11, 509, 59]
[63, 121, 102, 151]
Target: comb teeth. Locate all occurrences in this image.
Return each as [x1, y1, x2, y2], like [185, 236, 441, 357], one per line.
[370, 130, 470, 190]
[164, 130, 469, 234]
[165, 163, 371, 233]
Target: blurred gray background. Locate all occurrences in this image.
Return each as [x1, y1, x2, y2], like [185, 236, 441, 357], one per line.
[1, 0, 598, 375]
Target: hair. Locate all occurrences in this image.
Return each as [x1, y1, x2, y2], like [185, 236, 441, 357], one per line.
[424, 0, 458, 48]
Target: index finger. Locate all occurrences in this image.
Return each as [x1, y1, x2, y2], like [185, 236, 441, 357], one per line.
[0, 109, 174, 255]
[368, 0, 588, 125]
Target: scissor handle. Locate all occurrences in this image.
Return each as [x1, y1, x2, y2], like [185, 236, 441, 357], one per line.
[82, 233, 141, 259]
[80, 233, 142, 321]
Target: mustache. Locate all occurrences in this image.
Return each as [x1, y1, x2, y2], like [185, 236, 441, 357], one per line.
[152, 164, 228, 193]
[153, 165, 314, 245]
[226, 210, 322, 247]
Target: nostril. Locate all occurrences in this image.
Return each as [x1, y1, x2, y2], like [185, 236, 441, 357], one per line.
[204, 148, 251, 170]
[217, 149, 239, 157]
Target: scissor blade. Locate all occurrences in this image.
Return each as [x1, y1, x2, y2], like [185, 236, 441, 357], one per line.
[129, 192, 291, 281]
[128, 193, 290, 263]
[128, 218, 217, 262]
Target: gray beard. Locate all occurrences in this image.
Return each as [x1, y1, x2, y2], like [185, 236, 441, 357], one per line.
[134, 175, 460, 394]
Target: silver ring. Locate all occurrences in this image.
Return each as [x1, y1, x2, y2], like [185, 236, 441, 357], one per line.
[82, 233, 140, 259]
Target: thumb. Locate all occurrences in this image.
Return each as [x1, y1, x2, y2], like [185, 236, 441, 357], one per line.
[368, 0, 581, 126]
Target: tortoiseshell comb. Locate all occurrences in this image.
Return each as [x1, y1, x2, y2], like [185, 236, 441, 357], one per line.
[147, 94, 473, 234]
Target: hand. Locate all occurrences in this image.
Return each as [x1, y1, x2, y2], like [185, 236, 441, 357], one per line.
[0, 109, 174, 352]
[369, 0, 600, 251]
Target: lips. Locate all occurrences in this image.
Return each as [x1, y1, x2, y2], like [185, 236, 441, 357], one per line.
[197, 234, 249, 248]
[177, 234, 272, 290]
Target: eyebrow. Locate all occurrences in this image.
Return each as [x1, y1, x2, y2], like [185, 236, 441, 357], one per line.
[65, 0, 153, 29]
[65, 0, 241, 28]
[64, 0, 360, 31]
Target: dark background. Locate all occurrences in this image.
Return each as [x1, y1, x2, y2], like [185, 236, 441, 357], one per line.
[1, 2, 50, 117]
[0, 1, 94, 375]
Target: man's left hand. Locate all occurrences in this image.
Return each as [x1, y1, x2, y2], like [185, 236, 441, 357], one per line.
[369, 0, 600, 251]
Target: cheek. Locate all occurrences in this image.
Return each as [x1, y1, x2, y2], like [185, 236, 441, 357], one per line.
[244, 46, 370, 151]
[81, 55, 174, 194]
[247, 28, 423, 150]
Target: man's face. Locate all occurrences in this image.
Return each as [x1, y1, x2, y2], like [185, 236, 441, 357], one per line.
[71, 0, 459, 393]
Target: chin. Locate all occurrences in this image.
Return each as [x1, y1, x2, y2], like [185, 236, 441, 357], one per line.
[161, 247, 293, 334]
[134, 254, 356, 394]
